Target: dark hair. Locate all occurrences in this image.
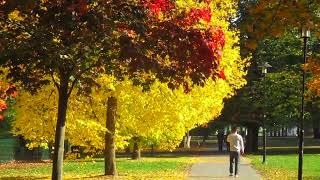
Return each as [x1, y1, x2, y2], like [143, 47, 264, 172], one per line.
[231, 126, 238, 132]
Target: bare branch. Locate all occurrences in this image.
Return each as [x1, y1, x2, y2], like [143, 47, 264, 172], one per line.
[50, 69, 60, 90]
[88, 96, 102, 123]
[67, 78, 78, 97]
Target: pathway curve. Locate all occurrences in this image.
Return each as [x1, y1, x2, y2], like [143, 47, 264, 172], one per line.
[188, 155, 261, 180]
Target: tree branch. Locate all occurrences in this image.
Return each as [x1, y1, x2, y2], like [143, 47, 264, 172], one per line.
[88, 96, 102, 123]
[67, 62, 100, 96]
[266, 0, 283, 31]
[67, 78, 78, 97]
[50, 69, 60, 90]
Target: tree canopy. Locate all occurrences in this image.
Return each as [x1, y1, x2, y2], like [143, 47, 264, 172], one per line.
[0, 0, 246, 179]
[10, 0, 247, 153]
[236, 0, 320, 51]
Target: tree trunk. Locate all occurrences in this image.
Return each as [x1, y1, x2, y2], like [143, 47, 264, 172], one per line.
[125, 146, 131, 154]
[52, 81, 69, 180]
[313, 118, 320, 139]
[105, 96, 117, 176]
[151, 144, 155, 157]
[313, 127, 320, 139]
[132, 138, 141, 160]
[245, 124, 259, 153]
[184, 131, 191, 148]
[202, 128, 209, 143]
[284, 127, 287, 136]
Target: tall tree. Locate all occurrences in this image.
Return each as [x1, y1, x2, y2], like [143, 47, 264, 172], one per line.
[1, 2, 114, 179]
[0, 0, 230, 179]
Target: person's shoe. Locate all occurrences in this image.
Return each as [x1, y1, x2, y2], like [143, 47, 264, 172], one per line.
[235, 174, 239, 178]
[229, 173, 233, 176]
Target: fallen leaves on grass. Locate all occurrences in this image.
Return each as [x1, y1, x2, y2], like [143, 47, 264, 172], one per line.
[0, 160, 51, 170]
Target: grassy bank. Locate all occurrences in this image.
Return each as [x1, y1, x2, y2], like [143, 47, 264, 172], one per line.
[0, 156, 198, 179]
[248, 154, 320, 180]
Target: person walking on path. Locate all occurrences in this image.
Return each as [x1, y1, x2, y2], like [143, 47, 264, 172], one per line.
[227, 126, 244, 178]
[217, 130, 224, 152]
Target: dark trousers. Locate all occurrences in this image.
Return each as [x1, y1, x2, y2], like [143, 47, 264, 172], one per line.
[226, 142, 230, 152]
[229, 151, 240, 175]
[218, 139, 223, 151]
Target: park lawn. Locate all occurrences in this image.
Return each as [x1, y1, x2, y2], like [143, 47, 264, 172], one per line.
[0, 156, 198, 179]
[248, 154, 320, 180]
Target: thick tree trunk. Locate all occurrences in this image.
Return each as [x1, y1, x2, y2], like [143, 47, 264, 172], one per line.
[132, 138, 141, 160]
[245, 124, 259, 153]
[313, 127, 320, 139]
[105, 96, 117, 176]
[52, 81, 69, 180]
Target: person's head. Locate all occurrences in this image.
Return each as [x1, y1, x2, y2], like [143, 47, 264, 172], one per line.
[231, 126, 238, 133]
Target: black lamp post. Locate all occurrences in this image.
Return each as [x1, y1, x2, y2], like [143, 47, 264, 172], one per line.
[298, 28, 310, 180]
[258, 62, 272, 164]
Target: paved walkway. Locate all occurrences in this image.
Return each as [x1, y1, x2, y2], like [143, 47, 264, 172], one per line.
[188, 155, 261, 180]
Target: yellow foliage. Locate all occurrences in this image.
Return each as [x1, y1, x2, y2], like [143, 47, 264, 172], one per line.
[8, 10, 25, 21]
[13, 72, 244, 151]
[11, 0, 248, 152]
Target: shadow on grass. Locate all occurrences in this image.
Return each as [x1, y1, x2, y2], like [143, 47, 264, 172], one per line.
[0, 176, 49, 180]
[76, 151, 226, 162]
[67, 154, 199, 163]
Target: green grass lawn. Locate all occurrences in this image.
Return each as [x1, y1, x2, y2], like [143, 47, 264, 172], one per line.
[0, 156, 198, 179]
[248, 154, 320, 180]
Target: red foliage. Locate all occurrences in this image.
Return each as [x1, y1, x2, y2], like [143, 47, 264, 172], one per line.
[189, 8, 212, 23]
[219, 70, 226, 80]
[0, 98, 7, 121]
[0, 82, 17, 120]
[204, 27, 225, 59]
[10, 91, 18, 98]
[145, 1, 212, 23]
[0, 99, 7, 111]
[145, 0, 175, 15]
[119, 1, 226, 91]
